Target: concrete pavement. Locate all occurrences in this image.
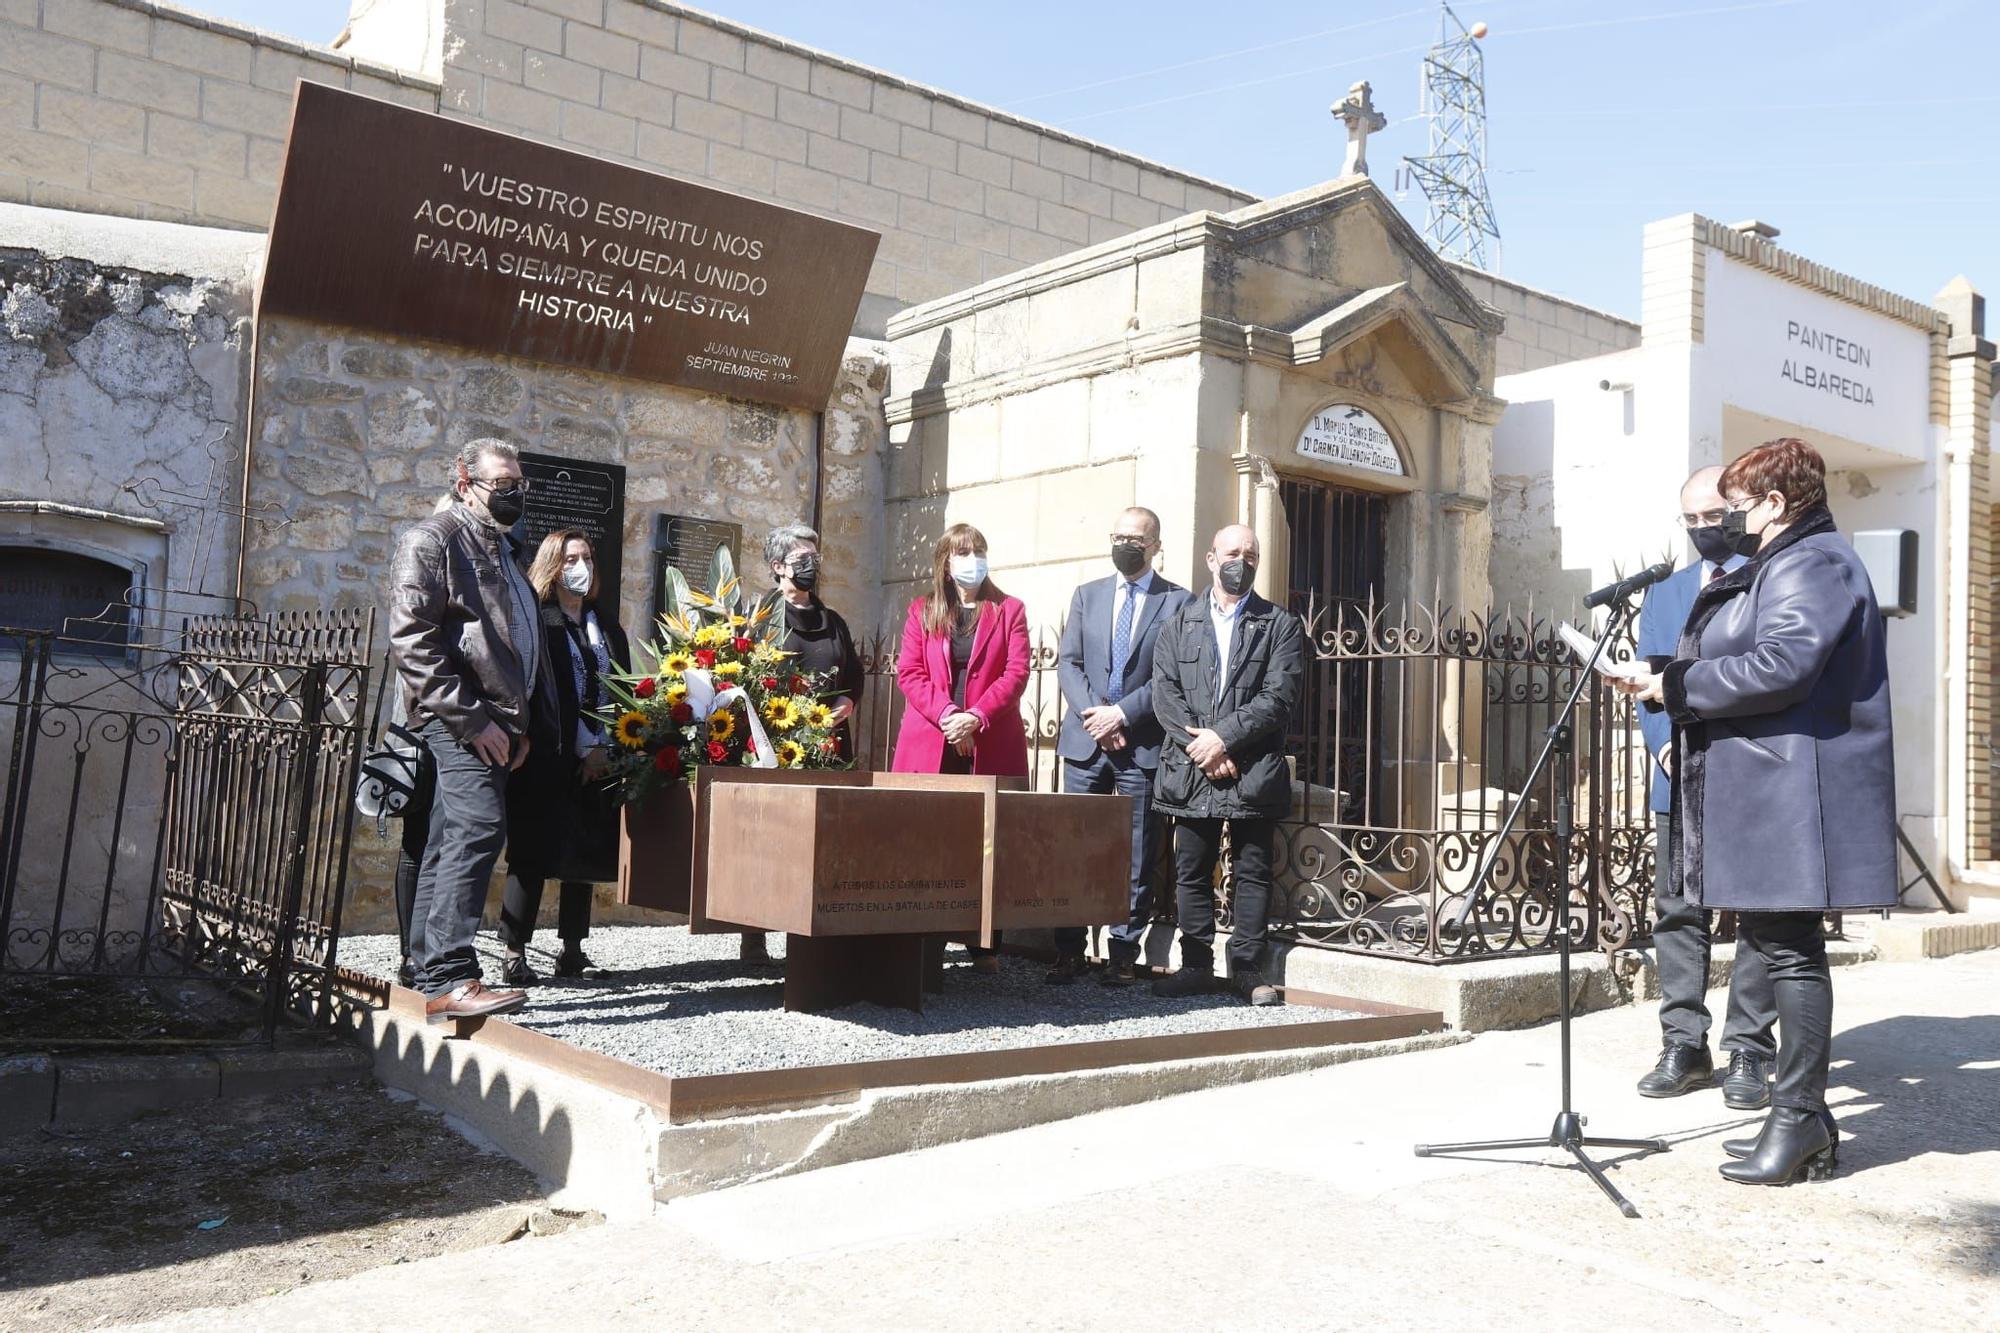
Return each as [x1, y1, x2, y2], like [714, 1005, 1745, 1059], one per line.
[123, 950, 2000, 1331]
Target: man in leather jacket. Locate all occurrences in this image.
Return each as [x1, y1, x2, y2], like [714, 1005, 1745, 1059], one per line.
[390, 437, 549, 1023]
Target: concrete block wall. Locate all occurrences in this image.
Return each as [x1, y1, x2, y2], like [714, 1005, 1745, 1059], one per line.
[1452, 265, 1639, 375]
[0, 0, 440, 228]
[422, 0, 1257, 331]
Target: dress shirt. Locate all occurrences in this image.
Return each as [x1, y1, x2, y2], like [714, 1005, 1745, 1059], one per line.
[1210, 590, 1246, 700]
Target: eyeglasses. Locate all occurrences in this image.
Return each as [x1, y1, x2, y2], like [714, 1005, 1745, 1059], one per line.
[1677, 508, 1729, 528]
[1109, 535, 1156, 547]
[472, 477, 532, 498]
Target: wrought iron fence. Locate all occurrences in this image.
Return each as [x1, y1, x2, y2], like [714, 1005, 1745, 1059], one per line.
[848, 600, 1655, 962]
[0, 604, 373, 1044]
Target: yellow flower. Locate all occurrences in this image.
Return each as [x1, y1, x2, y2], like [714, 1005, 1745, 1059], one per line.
[663, 682, 688, 708]
[661, 651, 693, 676]
[775, 740, 804, 768]
[729, 614, 748, 628]
[708, 710, 737, 742]
[805, 702, 835, 729]
[751, 641, 786, 664]
[691, 624, 729, 648]
[613, 711, 649, 749]
[712, 660, 744, 679]
[762, 696, 799, 730]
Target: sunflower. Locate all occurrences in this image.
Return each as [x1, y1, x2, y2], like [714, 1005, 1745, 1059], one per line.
[775, 739, 804, 768]
[663, 681, 689, 709]
[708, 710, 738, 742]
[661, 650, 694, 676]
[691, 623, 729, 649]
[762, 696, 800, 730]
[805, 702, 835, 729]
[613, 711, 649, 749]
[711, 660, 744, 680]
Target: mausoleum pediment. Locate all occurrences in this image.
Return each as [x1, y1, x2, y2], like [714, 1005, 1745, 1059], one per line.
[1280, 282, 1485, 404]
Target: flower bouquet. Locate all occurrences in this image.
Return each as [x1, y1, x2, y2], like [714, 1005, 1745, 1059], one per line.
[597, 544, 850, 805]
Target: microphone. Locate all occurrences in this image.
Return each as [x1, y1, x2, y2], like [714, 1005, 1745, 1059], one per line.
[1583, 560, 1676, 609]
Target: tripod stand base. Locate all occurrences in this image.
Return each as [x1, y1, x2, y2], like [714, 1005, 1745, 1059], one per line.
[1414, 1113, 1669, 1219]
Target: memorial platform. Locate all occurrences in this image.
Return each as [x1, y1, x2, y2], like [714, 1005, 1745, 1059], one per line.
[334, 927, 1447, 1216]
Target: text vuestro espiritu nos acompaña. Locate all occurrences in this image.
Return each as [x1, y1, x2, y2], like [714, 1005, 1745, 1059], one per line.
[408, 165, 800, 387]
[1780, 320, 1875, 405]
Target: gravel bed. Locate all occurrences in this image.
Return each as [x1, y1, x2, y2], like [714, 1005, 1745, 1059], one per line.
[340, 926, 1358, 1078]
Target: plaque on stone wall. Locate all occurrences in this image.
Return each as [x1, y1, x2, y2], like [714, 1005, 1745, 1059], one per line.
[0, 548, 133, 659]
[516, 451, 626, 613]
[258, 84, 879, 412]
[1296, 404, 1406, 476]
[651, 513, 744, 621]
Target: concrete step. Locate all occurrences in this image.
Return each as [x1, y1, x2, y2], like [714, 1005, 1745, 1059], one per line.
[1870, 909, 2000, 961]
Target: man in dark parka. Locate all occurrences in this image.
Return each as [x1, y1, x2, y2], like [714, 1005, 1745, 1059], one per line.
[1149, 524, 1306, 1005]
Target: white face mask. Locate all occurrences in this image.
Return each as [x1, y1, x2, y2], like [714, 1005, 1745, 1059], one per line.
[561, 560, 593, 595]
[949, 553, 988, 589]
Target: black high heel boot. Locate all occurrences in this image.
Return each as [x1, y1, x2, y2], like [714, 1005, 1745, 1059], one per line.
[1723, 1107, 1838, 1160]
[1719, 1107, 1836, 1184]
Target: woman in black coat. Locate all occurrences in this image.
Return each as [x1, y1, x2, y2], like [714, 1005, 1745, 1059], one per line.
[1620, 437, 1896, 1186]
[763, 522, 863, 757]
[499, 529, 630, 984]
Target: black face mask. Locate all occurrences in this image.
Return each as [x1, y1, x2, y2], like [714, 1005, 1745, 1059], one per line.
[1717, 507, 1762, 558]
[483, 490, 526, 528]
[1110, 542, 1148, 577]
[1217, 559, 1256, 597]
[788, 556, 820, 591]
[1687, 524, 1737, 566]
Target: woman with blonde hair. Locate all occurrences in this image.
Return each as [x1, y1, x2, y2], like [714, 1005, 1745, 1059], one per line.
[498, 529, 630, 983]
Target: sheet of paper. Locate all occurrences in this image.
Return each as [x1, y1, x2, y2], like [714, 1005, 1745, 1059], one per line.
[1557, 622, 1650, 679]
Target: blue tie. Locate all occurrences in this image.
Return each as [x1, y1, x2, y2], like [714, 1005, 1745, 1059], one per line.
[1107, 581, 1136, 704]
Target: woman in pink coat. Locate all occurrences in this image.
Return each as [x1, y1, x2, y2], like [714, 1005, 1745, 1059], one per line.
[891, 523, 1032, 780]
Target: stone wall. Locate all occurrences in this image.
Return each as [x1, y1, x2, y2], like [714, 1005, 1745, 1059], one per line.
[1452, 266, 1639, 376]
[3, 0, 1257, 335]
[0, 0, 439, 228]
[0, 203, 260, 957]
[242, 315, 887, 928]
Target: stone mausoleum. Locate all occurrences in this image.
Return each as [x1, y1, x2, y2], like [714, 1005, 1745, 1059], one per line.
[3, 0, 1995, 944]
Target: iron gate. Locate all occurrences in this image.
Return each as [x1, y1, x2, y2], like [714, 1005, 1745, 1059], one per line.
[0, 604, 373, 1044]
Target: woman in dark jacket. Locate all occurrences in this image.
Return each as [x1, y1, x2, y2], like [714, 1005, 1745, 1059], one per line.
[764, 523, 864, 758]
[499, 529, 630, 984]
[1620, 437, 1895, 1186]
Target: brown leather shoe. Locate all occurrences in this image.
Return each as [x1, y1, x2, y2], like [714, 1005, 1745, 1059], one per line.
[425, 980, 527, 1025]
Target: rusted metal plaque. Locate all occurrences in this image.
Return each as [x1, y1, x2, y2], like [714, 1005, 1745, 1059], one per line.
[702, 783, 985, 936]
[258, 83, 879, 411]
[989, 791, 1132, 933]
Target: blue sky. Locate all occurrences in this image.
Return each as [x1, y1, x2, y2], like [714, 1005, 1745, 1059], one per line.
[207, 0, 1996, 321]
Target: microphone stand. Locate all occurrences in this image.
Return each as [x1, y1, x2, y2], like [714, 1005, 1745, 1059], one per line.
[1413, 591, 1669, 1218]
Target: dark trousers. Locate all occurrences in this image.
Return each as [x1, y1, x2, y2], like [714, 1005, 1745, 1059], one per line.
[499, 873, 592, 950]
[1735, 911, 1832, 1112]
[405, 719, 509, 995]
[1172, 815, 1273, 978]
[1054, 750, 1161, 963]
[1652, 813, 1775, 1056]
[393, 740, 438, 963]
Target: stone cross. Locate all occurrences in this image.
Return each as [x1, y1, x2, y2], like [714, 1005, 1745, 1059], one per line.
[1331, 81, 1388, 178]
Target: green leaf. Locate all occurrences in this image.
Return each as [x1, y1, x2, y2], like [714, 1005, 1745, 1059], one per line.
[658, 565, 692, 623]
[708, 542, 737, 605]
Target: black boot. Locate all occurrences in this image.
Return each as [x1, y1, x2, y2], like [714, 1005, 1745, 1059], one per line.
[1636, 1043, 1714, 1097]
[1723, 1107, 1837, 1159]
[1719, 1107, 1836, 1185]
[1151, 966, 1215, 998]
[1721, 1050, 1773, 1109]
[501, 953, 539, 987]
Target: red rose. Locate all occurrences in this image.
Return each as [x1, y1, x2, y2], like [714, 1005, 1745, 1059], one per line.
[670, 702, 694, 724]
[732, 637, 753, 653]
[635, 677, 657, 699]
[819, 737, 839, 752]
[789, 675, 810, 694]
[653, 747, 682, 775]
[706, 740, 729, 764]
[760, 676, 780, 691]
[694, 648, 717, 668]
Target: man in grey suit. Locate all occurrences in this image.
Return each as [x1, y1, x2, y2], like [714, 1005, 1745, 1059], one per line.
[1049, 506, 1189, 985]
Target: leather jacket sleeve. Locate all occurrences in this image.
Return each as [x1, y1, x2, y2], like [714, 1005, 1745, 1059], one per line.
[1213, 607, 1305, 757]
[388, 522, 488, 744]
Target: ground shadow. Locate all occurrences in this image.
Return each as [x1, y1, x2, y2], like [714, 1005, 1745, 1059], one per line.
[1822, 1014, 2000, 1172]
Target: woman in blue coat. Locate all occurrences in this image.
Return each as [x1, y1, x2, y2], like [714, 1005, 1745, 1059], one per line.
[1620, 437, 1895, 1186]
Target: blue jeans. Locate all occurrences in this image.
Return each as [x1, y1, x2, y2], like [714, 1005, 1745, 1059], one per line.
[406, 719, 509, 994]
[1054, 749, 1161, 964]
